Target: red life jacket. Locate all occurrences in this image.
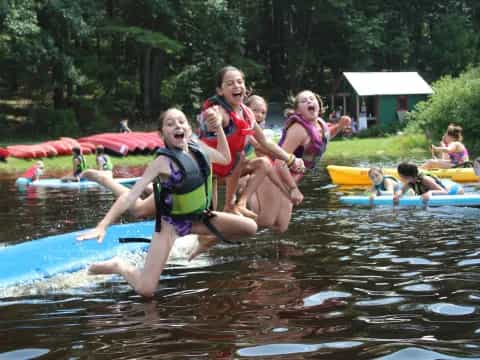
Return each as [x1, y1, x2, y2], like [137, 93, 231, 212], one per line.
[199, 96, 255, 177]
[21, 164, 39, 181]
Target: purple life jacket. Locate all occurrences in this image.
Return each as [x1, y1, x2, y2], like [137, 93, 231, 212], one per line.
[278, 113, 329, 169]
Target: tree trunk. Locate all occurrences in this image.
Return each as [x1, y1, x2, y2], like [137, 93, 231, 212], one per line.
[53, 63, 65, 109]
[270, 0, 287, 90]
[150, 50, 163, 117]
[142, 47, 152, 119]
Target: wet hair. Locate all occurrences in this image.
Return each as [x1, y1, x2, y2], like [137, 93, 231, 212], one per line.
[96, 145, 105, 155]
[397, 162, 419, 178]
[368, 166, 383, 177]
[245, 94, 267, 109]
[215, 65, 245, 88]
[284, 90, 325, 118]
[72, 146, 82, 156]
[157, 108, 189, 132]
[446, 124, 463, 141]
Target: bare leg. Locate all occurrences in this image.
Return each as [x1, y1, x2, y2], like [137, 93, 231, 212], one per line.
[189, 211, 258, 259]
[235, 157, 270, 219]
[223, 158, 245, 215]
[211, 177, 218, 210]
[421, 159, 453, 170]
[82, 169, 155, 218]
[251, 177, 292, 233]
[89, 220, 177, 297]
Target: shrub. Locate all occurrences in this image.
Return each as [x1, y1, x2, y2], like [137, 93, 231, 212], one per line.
[73, 98, 109, 134]
[406, 66, 480, 155]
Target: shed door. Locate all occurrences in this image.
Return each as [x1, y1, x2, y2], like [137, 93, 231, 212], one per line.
[397, 96, 408, 110]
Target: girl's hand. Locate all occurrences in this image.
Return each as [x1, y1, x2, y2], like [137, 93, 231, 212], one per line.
[338, 116, 352, 129]
[290, 187, 304, 205]
[77, 226, 107, 244]
[204, 106, 222, 131]
[289, 157, 305, 173]
[393, 193, 401, 204]
[421, 192, 431, 202]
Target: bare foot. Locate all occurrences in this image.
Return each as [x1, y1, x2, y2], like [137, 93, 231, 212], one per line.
[188, 235, 217, 261]
[236, 205, 258, 220]
[223, 204, 243, 216]
[88, 258, 121, 275]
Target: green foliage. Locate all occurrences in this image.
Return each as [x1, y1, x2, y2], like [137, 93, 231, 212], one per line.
[406, 66, 480, 154]
[101, 22, 183, 53]
[354, 121, 405, 139]
[31, 107, 79, 137]
[1, 0, 480, 138]
[72, 98, 109, 134]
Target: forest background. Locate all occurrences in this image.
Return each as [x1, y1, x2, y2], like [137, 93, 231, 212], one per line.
[1, 0, 480, 151]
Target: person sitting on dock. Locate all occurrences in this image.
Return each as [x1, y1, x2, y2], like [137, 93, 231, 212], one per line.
[62, 147, 87, 182]
[95, 145, 113, 176]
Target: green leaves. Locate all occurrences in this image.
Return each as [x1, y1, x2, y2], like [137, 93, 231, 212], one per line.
[101, 22, 183, 53]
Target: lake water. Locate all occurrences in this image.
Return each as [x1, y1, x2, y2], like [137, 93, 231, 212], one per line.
[1, 163, 480, 359]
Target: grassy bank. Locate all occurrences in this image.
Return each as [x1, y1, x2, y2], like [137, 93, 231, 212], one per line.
[324, 133, 429, 162]
[0, 153, 154, 174]
[0, 133, 430, 173]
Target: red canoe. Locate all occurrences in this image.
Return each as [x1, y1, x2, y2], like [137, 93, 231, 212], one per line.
[0, 147, 9, 161]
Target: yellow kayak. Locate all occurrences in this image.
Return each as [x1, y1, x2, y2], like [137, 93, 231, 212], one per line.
[327, 165, 479, 185]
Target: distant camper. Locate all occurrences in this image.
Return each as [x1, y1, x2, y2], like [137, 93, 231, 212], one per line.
[95, 145, 113, 175]
[21, 160, 44, 182]
[62, 147, 87, 182]
[119, 119, 132, 133]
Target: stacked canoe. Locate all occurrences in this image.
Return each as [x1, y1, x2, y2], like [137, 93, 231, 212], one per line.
[78, 131, 163, 156]
[5, 131, 164, 159]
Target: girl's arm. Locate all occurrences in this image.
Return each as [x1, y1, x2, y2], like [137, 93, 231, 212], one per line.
[272, 124, 308, 203]
[252, 122, 304, 172]
[77, 156, 170, 243]
[432, 142, 459, 153]
[381, 178, 396, 195]
[393, 183, 409, 200]
[328, 116, 351, 138]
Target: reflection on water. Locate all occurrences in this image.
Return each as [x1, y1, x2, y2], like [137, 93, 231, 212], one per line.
[1, 165, 480, 359]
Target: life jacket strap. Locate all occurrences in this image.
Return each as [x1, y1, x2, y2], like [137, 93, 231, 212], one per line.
[118, 237, 152, 243]
[200, 210, 241, 245]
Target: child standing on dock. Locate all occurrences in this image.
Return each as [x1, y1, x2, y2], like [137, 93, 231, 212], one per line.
[95, 145, 113, 176]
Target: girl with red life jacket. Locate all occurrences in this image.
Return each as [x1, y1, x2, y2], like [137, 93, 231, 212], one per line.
[250, 90, 351, 233]
[78, 108, 257, 297]
[199, 66, 304, 218]
[21, 160, 44, 182]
